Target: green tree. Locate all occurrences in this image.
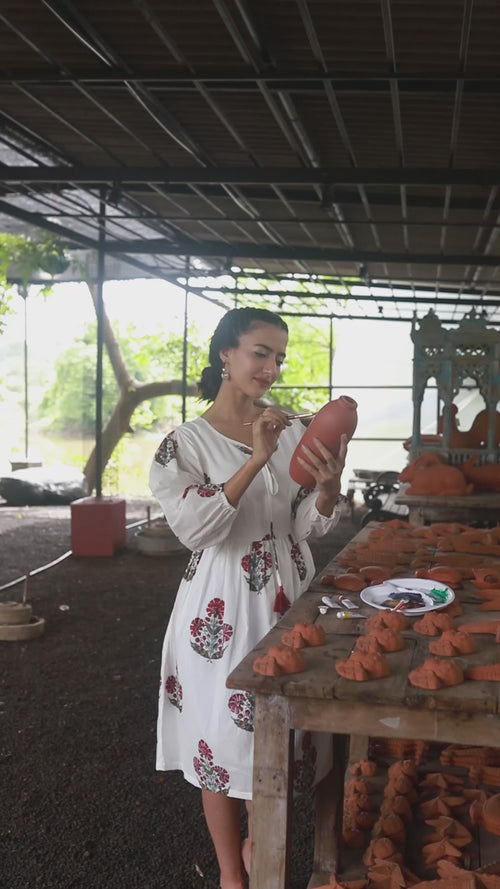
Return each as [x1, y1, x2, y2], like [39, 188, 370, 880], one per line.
[37, 305, 336, 493]
[278, 316, 334, 412]
[40, 321, 209, 436]
[39, 327, 119, 436]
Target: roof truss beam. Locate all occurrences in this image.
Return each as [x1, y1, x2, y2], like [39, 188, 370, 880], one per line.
[3, 166, 500, 186]
[103, 237, 500, 267]
[5, 70, 500, 92]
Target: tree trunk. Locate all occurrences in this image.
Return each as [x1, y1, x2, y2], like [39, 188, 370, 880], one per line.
[82, 282, 197, 493]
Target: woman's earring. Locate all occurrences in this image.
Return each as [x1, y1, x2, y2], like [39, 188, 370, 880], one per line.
[221, 364, 230, 381]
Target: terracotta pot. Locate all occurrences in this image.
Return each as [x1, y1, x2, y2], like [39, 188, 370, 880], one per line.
[289, 395, 358, 488]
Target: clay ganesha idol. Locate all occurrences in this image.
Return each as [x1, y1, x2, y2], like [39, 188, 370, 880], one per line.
[398, 452, 473, 495]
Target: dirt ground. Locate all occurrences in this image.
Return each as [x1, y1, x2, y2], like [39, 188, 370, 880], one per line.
[0, 497, 364, 889]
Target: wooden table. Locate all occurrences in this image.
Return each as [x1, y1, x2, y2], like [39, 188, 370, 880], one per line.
[395, 491, 500, 526]
[227, 524, 500, 889]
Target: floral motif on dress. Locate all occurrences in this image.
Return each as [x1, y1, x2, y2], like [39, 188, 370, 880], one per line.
[164, 667, 183, 711]
[154, 432, 177, 467]
[183, 472, 224, 500]
[289, 535, 307, 581]
[291, 485, 314, 518]
[293, 732, 317, 795]
[228, 691, 255, 732]
[190, 598, 233, 661]
[184, 549, 203, 581]
[193, 739, 230, 794]
[241, 535, 273, 592]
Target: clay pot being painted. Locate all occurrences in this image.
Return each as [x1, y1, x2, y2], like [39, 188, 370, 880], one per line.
[289, 395, 358, 488]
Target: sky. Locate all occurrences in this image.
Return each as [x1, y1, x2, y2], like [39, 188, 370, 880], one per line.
[0, 277, 417, 484]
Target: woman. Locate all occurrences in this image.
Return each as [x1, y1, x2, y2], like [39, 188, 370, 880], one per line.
[149, 307, 348, 889]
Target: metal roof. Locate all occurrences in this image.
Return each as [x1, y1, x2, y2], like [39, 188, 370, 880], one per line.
[2, 1, 500, 322]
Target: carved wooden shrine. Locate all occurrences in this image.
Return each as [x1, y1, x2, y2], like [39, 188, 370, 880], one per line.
[410, 309, 500, 464]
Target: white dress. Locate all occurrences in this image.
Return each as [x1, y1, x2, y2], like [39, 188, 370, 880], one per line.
[149, 416, 340, 800]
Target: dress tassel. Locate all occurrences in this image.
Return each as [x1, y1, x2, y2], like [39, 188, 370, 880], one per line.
[273, 585, 291, 615]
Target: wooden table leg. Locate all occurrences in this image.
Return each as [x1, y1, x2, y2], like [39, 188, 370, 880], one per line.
[309, 733, 347, 888]
[348, 734, 369, 765]
[251, 693, 293, 889]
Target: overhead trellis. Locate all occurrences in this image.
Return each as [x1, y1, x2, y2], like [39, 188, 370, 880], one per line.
[180, 272, 500, 326]
[1, 2, 500, 322]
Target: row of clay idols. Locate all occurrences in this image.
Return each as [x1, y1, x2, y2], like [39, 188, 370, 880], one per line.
[399, 450, 500, 495]
[343, 750, 500, 886]
[335, 518, 500, 574]
[343, 758, 418, 851]
[252, 621, 326, 676]
[418, 773, 500, 842]
[251, 613, 500, 681]
[335, 605, 500, 685]
[345, 756, 483, 870]
[317, 859, 500, 889]
[333, 609, 468, 684]
[334, 610, 462, 683]
[335, 611, 408, 681]
[440, 744, 500, 768]
[369, 738, 431, 762]
[362, 758, 418, 865]
[410, 610, 500, 688]
[320, 563, 465, 592]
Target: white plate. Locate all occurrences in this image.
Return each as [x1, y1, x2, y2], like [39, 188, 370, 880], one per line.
[360, 577, 455, 616]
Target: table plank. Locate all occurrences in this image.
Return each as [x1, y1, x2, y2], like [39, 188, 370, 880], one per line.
[288, 697, 500, 745]
[396, 492, 500, 526]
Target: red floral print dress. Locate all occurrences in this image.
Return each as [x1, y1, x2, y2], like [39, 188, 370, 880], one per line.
[149, 417, 340, 799]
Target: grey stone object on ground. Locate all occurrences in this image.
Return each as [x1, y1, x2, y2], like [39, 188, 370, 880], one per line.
[0, 465, 88, 505]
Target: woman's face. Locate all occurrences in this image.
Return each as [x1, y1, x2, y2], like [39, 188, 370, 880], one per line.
[221, 322, 288, 396]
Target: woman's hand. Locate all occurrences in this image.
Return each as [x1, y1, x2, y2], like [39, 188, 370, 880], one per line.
[297, 433, 348, 516]
[251, 407, 291, 466]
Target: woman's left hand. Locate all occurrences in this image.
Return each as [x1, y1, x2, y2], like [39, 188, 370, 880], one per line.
[297, 433, 348, 515]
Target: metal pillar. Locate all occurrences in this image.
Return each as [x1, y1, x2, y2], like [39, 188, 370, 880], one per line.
[329, 316, 334, 402]
[21, 285, 29, 459]
[95, 191, 106, 497]
[181, 257, 190, 422]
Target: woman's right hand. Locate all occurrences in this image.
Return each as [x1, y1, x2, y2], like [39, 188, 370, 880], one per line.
[250, 407, 291, 466]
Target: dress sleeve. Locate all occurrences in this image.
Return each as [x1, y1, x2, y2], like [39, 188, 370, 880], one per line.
[291, 486, 342, 541]
[149, 428, 238, 550]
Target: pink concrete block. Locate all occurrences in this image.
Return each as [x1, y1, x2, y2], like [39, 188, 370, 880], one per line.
[70, 496, 126, 557]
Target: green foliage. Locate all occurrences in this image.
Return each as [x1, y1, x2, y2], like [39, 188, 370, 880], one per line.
[39, 321, 210, 435]
[39, 325, 119, 435]
[37, 308, 335, 438]
[271, 316, 334, 412]
[0, 231, 71, 334]
[1, 231, 70, 285]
